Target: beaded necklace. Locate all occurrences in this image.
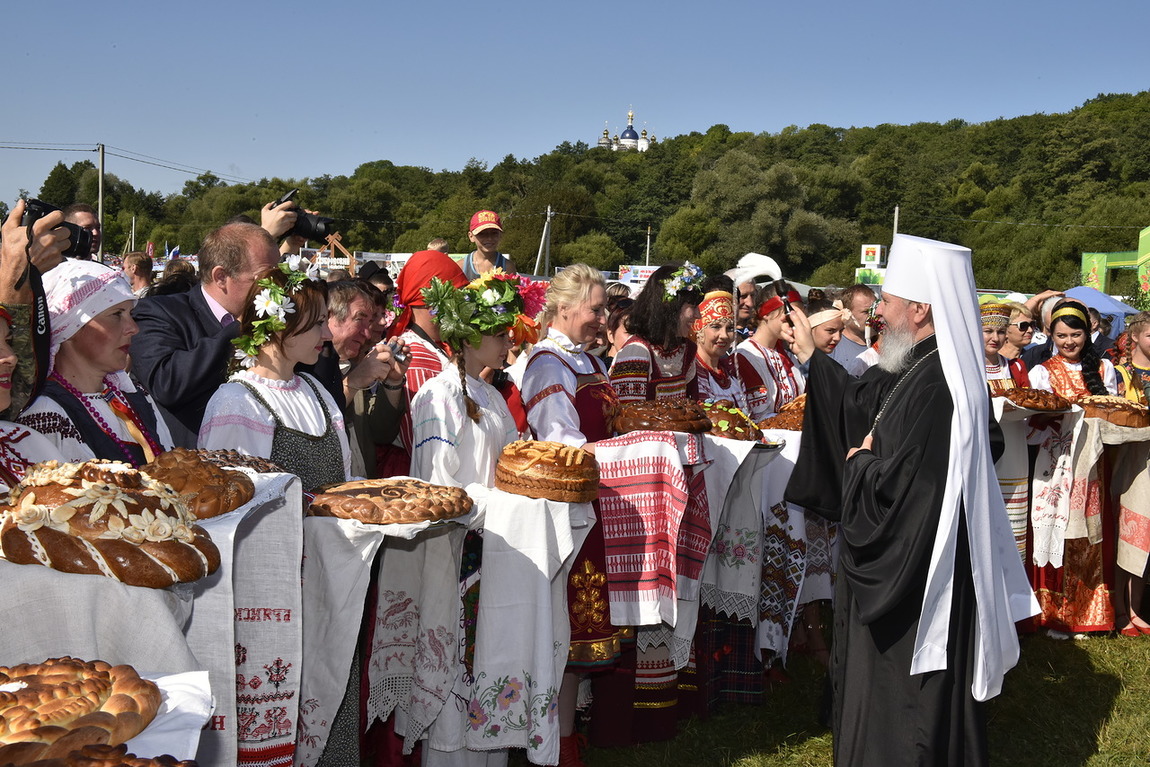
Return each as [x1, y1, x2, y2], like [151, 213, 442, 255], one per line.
[49, 371, 163, 466]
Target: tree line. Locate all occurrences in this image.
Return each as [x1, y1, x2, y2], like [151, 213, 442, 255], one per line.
[19, 90, 1150, 294]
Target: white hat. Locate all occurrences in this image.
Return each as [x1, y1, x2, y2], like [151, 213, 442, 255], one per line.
[724, 252, 782, 288]
[881, 233, 1036, 701]
[42, 259, 136, 369]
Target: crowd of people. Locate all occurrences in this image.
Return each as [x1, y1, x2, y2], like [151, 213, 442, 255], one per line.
[1, 195, 1147, 767]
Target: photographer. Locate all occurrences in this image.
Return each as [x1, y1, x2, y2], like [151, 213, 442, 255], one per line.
[261, 190, 333, 256]
[0, 200, 71, 413]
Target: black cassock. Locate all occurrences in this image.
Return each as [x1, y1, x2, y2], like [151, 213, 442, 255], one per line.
[786, 336, 993, 767]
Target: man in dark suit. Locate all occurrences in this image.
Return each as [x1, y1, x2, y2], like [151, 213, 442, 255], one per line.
[130, 223, 281, 446]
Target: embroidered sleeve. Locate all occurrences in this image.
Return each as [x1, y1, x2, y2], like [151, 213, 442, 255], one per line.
[198, 383, 277, 457]
[410, 376, 465, 486]
[736, 347, 776, 422]
[523, 352, 584, 446]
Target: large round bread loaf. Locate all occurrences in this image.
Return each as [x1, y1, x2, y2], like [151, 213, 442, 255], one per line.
[1001, 387, 1071, 412]
[701, 401, 762, 441]
[1079, 395, 1150, 427]
[0, 658, 161, 765]
[0, 461, 221, 589]
[612, 398, 712, 435]
[142, 448, 255, 520]
[494, 441, 598, 503]
[309, 478, 472, 525]
[15, 743, 198, 766]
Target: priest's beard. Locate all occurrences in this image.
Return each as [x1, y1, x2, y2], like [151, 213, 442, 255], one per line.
[877, 324, 916, 373]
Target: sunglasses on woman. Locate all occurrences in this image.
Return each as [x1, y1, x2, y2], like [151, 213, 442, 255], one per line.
[1010, 321, 1033, 332]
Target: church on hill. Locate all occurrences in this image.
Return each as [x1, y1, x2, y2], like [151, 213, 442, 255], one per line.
[597, 108, 655, 152]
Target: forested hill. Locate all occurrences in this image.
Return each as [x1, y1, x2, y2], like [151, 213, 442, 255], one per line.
[21, 91, 1150, 293]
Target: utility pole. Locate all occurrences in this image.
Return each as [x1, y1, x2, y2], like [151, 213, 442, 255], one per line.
[645, 224, 651, 266]
[130, 216, 136, 252]
[533, 205, 555, 276]
[893, 205, 899, 236]
[97, 143, 105, 263]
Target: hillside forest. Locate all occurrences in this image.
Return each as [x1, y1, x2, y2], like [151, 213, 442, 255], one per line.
[11, 91, 1150, 294]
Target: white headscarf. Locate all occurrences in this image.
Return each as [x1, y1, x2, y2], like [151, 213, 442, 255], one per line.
[42, 259, 137, 370]
[883, 234, 1038, 701]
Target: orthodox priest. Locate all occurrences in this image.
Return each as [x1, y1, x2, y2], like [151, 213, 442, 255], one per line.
[785, 234, 1038, 766]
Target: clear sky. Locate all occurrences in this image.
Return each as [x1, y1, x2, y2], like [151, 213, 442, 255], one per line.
[3, 0, 1146, 204]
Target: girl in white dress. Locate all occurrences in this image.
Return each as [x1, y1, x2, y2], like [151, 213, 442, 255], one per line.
[199, 258, 409, 489]
[410, 269, 541, 767]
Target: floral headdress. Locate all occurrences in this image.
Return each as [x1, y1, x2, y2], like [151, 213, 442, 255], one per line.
[232, 254, 322, 369]
[421, 268, 546, 352]
[663, 261, 704, 302]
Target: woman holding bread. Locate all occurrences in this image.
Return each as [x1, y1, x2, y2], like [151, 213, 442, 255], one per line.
[199, 257, 408, 490]
[19, 258, 174, 466]
[408, 268, 539, 767]
[522, 264, 623, 767]
[1028, 300, 1116, 398]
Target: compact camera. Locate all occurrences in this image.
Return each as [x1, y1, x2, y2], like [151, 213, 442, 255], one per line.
[20, 199, 93, 258]
[270, 189, 336, 242]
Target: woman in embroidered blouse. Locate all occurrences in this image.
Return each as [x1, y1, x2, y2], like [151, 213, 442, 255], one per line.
[20, 259, 174, 466]
[735, 279, 806, 422]
[1028, 301, 1116, 399]
[982, 302, 1029, 394]
[608, 261, 703, 402]
[409, 272, 534, 486]
[521, 263, 619, 766]
[200, 261, 406, 489]
[408, 270, 537, 767]
[693, 290, 746, 408]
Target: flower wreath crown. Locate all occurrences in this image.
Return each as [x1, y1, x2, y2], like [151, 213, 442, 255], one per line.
[663, 261, 704, 302]
[231, 254, 322, 369]
[421, 268, 547, 351]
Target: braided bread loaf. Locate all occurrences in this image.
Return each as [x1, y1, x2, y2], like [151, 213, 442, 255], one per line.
[193, 450, 284, 475]
[309, 478, 473, 525]
[0, 657, 161, 765]
[0, 461, 221, 589]
[142, 448, 255, 520]
[12, 743, 197, 766]
[611, 398, 712, 435]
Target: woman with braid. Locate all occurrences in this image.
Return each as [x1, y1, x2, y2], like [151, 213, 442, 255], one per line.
[1028, 300, 1117, 398]
[408, 269, 541, 767]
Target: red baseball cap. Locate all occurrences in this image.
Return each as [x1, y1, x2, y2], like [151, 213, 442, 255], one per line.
[469, 210, 503, 234]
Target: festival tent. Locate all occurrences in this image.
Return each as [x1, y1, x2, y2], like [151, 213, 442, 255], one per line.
[1065, 285, 1140, 335]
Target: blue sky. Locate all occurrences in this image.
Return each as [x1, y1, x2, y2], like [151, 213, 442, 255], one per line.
[3, 0, 1146, 204]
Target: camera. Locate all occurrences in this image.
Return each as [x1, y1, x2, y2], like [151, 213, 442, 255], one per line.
[271, 189, 336, 242]
[20, 199, 93, 258]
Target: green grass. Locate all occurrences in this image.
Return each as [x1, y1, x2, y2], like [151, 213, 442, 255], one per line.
[563, 633, 1150, 766]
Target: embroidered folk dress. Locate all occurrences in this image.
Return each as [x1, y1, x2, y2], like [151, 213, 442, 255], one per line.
[19, 372, 175, 466]
[0, 421, 62, 493]
[409, 367, 519, 767]
[694, 353, 748, 411]
[523, 328, 622, 668]
[985, 354, 1032, 558]
[735, 338, 806, 422]
[608, 337, 697, 403]
[1028, 355, 1117, 633]
[198, 370, 351, 488]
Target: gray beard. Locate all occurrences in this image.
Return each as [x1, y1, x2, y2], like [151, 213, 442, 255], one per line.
[877, 325, 917, 373]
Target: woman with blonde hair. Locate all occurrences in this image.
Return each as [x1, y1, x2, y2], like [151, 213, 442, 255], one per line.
[521, 263, 620, 766]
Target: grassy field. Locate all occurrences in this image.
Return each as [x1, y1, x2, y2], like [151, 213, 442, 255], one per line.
[573, 633, 1150, 766]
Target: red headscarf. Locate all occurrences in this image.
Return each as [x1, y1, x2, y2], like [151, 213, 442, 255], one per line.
[387, 250, 468, 339]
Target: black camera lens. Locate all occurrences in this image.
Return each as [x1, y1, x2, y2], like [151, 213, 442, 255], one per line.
[20, 199, 92, 258]
[293, 212, 336, 241]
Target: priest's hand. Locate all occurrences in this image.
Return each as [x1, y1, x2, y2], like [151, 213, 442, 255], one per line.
[788, 305, 815, 364]
[846, 433, 873, 460]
